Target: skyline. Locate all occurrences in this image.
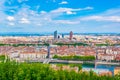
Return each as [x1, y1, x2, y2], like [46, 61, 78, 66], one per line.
[0, 0, 120, 33]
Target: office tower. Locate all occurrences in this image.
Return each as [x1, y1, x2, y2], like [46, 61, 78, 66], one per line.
[70, 31, 73, 40]
[54, 30, 57, 40]
[62, 34, 64, 38]
[58, 35, 60, 39]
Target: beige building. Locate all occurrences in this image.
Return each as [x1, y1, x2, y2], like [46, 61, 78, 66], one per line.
[98, 54, 114, 61]
[20, 52, 47, 59]
[114, 67, 120, 75]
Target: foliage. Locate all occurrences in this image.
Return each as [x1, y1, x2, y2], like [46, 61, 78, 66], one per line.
[53, 55, 95, 61]
[0, 43, 49, 47]
[0, 55, 5, 62]
[0, 62, 118, 80]
[54, 42, 88, 46]
[95, 43, 120, 46]
[56, 63, 82, 70]
[96, 44, 110, 46]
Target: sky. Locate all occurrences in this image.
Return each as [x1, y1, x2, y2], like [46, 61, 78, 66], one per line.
[0, 0, 120, 33]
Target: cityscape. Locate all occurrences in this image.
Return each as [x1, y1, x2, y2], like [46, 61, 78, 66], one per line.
[0, 0, 120, 80]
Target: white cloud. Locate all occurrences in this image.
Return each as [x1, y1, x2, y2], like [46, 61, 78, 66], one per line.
[84, 6, 93, 10]
[36, 23, 42, 26]
[40, 11, 47, 14]
[36, 5, 40, 10]
[0, 0, 119, 32]
[8, 22, 15, 26]
[50, 7, 93, 15]
[0, 0, 93, 28]
[53, 20, 80, 24]
[59, 1, 68, 4]
[9, 9, 16, 13]
[101, 8, 120, 16]
[50, 7, 81, 15]
[19, 18, 30, 24]
[78, 8, 120, 23]
[18, 0, 28, 3]
[81, 16, 120, 22]
[51, 7, 81, 13]
[6, 0, 12, 5]
[7, 16, 15, 21]
[66, 11, 76, 15]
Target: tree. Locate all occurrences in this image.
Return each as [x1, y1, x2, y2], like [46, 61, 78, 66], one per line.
[0, 61, 118, 80]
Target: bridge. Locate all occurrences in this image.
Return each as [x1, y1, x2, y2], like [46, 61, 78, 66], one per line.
[28, 59, 120, 66]
[43, 58, 51, 64]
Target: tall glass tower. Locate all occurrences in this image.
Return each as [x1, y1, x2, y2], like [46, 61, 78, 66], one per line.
[54, 30, 57, 40]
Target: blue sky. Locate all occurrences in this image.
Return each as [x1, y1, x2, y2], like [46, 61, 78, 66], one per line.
[0, 0, 120, 33]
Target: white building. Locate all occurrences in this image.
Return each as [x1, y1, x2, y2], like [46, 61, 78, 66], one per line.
[20, 52, 47, 60]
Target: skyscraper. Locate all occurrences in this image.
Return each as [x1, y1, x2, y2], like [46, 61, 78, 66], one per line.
[58, 35, 60, 39]
[70, 31, 73, 40]
[62, 34, 64, 38]
[54, 30, 57, 40]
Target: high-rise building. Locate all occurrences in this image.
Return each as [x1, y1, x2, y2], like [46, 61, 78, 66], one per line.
[70, 31, 73, 40]
[58, 35, 60, 39]
[62, 34, 64, 38]
[54, 30, 57, 40]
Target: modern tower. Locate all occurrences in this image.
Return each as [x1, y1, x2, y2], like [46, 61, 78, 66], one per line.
[58, 35, 60, 39]
[54, 30, 57, 40]
[69, 31, 73, 40]
[62, 34, 64, 38]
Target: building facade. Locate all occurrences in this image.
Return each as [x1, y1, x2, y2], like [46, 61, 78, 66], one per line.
[54, 30, 57, 40]
[70, 31, 73, 40]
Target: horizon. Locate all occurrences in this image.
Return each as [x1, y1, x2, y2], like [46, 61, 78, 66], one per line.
[0, 31, 120, 34]
[0, 32, 120, 37]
